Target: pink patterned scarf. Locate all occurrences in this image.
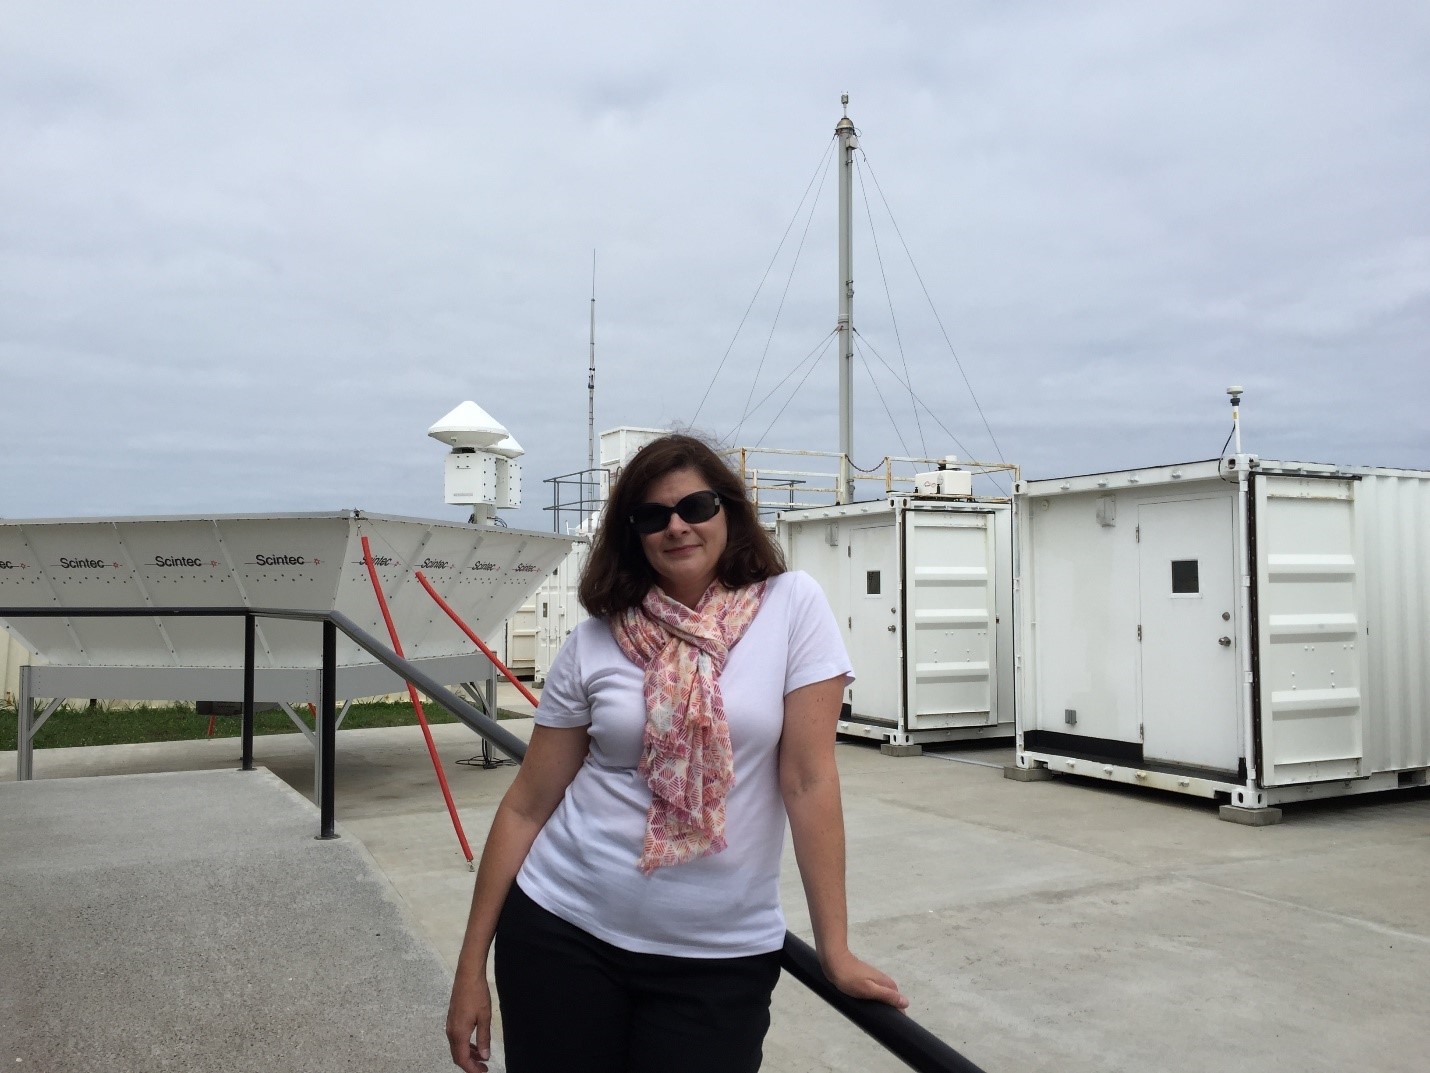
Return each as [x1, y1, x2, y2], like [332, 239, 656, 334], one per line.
[613, 580, 767, 874]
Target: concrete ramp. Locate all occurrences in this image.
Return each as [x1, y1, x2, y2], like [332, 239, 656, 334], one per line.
[0, 768, 461, 1072]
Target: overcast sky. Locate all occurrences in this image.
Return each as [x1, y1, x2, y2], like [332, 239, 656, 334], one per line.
[4, 1, 1427, 530]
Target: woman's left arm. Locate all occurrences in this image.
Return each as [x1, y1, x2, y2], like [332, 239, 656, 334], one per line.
[780, 674, 909, 1009]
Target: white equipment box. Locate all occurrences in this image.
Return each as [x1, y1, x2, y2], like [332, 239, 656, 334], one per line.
[778, 496, 1015, 748]
[1013, 456, 1430, 810]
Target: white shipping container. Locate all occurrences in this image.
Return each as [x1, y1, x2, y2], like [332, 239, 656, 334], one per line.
[599, 427, 668, 472]
[533, 538, 590, 685]
[503, 596, 537, 677]
[3, 631, 32, 708]
[529, 424, 668, 684]
[778, 497, 1015, 748]
[1013, 456, 1430, 815]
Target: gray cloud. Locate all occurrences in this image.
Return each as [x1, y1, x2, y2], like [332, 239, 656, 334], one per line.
[3, 1, 1426, 528]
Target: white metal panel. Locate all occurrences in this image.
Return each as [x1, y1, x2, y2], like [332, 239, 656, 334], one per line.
[1254, 475, 1364, 785]
[1017, 459, 1228, 499]
[0, 515, 352, 670]
[2, 631, 32, 707]
[352, 518, 562, 663]
[903, 510, 996, 729]
[599, 427, 668, 470]
[505, 597, 538, 673]
[990, 504, 1017, 737]
[1137, 497, 1241, 770]
[533, 538, 590, 684]
[777, 506, 861, 720]
[0, 513, 572, 672]
[847, 524, 901, 724]
[1354, 471, 1430, 774]
[778, 511, 852, 641]
[1019, 488, 1145, 743]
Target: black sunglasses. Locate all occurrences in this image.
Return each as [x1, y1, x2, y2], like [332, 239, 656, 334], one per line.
[629, 490, 722, 535]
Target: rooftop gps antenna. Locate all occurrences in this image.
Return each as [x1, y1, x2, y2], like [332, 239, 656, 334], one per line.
[1227, 385, 1244, 455]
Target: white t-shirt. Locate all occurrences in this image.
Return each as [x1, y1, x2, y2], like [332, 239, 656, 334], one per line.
[516, 570, 852, 959]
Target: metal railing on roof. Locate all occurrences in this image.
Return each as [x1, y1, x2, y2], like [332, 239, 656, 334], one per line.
[1, 603, 987, 1073]
[543, 466, 608, 534]
[720, 446, 1019, 517]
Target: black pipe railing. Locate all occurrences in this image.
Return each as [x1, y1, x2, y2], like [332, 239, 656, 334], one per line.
[242, 613, 256, 772]
[0, 603, 985, 1073]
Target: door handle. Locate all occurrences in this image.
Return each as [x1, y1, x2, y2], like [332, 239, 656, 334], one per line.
[1218, 636, 1232, 647]
[887, 625, 897, 633]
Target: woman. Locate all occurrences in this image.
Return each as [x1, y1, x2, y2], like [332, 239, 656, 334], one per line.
[445, 433, 906, 1073]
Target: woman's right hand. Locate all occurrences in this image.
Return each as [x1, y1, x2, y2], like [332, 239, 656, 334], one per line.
[445, 972, 493, 1072]
[821, 948, 909, 1010]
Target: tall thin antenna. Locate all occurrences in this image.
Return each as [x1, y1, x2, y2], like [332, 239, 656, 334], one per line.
[588, 250, 597, 475]
[835, 95, 857, 504]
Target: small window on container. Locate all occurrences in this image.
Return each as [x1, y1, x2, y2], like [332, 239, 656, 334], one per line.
[866, 570, 881, 595]
[1171, 559, 1199, 594]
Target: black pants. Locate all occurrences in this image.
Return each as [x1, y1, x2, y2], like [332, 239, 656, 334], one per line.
[494, 882, 783, 1073]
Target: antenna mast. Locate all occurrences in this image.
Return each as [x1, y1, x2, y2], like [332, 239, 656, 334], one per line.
[835, 96, 857, 504]
[588, 250, 597, 476]
[1227, 384, 1244, 455]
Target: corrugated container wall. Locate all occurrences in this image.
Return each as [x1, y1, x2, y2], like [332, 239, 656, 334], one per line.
[3, 632, 32, 707]
[504, 597, 537, 677]
[1357, 471, 1430, 773]
[533, 538, 590, 685]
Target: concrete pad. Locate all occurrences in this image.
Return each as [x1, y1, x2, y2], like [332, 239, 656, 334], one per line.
[847, 872, 1430, 1073]
[923, 742, 1016, 765]
[1194, 839, 1430, 936]
[764, 745, 1430, 1072]
[879, 742, 923, 757]
[1002, 763, 1053, 781]
[779, 793, 1142, 933]
[1219, 803, 1283, 826]
[0, 769, 457, 1073]
[840, 752, 1338, 871]
[7, 722, 1430, 1073]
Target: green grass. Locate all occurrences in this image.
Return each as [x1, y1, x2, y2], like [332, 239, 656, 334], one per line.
[0, 699, 499, 751]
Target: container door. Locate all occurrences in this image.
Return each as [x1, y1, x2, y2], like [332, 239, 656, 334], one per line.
[1254, 475, 1363, 785]
[903, 510, 997, 730]
[506, 598, 538, 672]
[846, 525, 900, 724]
[1137, 497, 1241, 770]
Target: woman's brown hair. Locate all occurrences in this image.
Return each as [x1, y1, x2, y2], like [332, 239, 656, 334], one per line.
[578, 433, 786, 617]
